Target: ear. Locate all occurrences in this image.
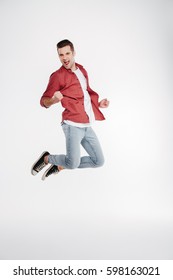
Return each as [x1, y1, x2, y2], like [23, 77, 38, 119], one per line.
[73, 50, 76, 57]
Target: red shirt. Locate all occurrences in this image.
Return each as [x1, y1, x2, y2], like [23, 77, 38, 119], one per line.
[40, 63, 105, 123]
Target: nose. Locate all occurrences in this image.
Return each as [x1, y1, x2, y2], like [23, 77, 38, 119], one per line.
[63, 55, 68, 61]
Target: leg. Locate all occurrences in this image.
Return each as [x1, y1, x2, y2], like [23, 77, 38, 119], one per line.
[48, 123, 84, 169]
[78, 127, 105, 168]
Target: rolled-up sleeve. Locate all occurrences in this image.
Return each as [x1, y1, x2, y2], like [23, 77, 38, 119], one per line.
[40, 72, 61, 107]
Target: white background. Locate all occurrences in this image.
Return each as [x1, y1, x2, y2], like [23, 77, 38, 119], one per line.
[0, 0, 173, 259]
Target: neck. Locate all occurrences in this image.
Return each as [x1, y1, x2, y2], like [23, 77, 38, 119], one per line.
[71, 64, 77, 71]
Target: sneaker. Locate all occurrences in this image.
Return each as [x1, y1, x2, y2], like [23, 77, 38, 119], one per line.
[31, 151, 50, 175]
[42, 165, 59, 180]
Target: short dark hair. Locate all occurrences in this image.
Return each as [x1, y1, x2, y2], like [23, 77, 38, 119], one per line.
[56, 39, 74, 52]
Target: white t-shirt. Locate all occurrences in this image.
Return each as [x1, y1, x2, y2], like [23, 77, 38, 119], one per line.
[64, 68, 95, 127]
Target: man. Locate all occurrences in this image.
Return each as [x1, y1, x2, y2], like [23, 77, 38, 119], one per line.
[31, 39, 109, 180]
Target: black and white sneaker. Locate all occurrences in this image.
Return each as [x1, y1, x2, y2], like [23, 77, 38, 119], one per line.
[42, 165, 59, 181]
[31, 151, 50, 175]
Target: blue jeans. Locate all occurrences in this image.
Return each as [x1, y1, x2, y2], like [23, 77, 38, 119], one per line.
[48, 123, 105, 169]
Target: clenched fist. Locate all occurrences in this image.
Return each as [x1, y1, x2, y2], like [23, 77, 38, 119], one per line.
[52, 91, 63, 102]
[99, 98, 110, 108]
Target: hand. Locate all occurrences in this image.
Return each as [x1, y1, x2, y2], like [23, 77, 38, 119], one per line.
[52, 91, 63, 102]
[99, 98, 110, 108]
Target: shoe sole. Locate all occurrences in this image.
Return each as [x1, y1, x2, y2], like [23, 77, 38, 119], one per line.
[31, 151, 49, 176]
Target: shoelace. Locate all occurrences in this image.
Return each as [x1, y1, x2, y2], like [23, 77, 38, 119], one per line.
[36, 161, 45, 171]
[47, 166, 58, 176]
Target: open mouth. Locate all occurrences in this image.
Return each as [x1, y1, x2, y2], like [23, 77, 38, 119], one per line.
[64, 61, 70, 67]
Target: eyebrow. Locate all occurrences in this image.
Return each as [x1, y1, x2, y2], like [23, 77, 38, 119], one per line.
[59, 52, 71, 56]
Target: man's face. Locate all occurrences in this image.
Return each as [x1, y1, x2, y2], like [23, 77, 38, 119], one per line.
[58, 45, 75, 70]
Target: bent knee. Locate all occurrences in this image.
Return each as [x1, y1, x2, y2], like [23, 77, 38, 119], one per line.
[95, 157, 105, 168]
